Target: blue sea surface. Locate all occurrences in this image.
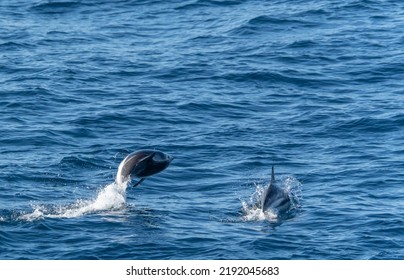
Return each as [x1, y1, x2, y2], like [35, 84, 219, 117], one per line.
[1, 0, 403, 259]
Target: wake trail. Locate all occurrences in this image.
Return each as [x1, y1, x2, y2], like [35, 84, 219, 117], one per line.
[20, 181, 129, 221]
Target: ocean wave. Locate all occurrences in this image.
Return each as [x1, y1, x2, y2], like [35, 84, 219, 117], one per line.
[176, 0, 244, 10]
[328, 115, 403, 135]
[229, 14, 319, 36]
[30, 1, 83, 14]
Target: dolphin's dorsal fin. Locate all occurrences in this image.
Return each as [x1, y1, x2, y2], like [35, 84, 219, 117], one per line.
[271, 165, 275, 185]
[142, 152, 156, 163]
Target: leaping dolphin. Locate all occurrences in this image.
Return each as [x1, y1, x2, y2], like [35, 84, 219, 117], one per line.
[116, 150, 173, 187]
[261, 166, 291, 213]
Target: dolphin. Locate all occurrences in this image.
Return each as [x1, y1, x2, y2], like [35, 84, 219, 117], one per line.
[261, 166, 291, 213]
[116, 150, 173, 187]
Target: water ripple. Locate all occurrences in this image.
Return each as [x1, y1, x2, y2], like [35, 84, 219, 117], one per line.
[0, 0, 403, 260]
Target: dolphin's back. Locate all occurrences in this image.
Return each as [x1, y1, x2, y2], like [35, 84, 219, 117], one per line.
[261, 166, 291, 213]
[116, 151, 154, 184]
[116, 150, 172, 185]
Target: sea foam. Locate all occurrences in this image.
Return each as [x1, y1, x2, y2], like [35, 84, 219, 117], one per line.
[20, 181, 129, 221]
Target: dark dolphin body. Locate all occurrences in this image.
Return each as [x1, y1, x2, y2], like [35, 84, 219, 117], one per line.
[116, 150, 173, 187]
[261, 166, 291, 214]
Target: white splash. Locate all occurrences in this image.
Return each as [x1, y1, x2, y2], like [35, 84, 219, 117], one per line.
[241, 200, 278, 221]
[20, 181, 129, 221]
[240, 175, 302, 222]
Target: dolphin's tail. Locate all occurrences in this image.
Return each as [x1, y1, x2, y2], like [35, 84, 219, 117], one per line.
[271, 165, 275, 185]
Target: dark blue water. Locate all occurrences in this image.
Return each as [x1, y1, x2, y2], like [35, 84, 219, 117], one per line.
[1, 0, 403, 260]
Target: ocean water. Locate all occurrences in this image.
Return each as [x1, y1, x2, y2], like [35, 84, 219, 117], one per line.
[0, 0, 403, 260]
